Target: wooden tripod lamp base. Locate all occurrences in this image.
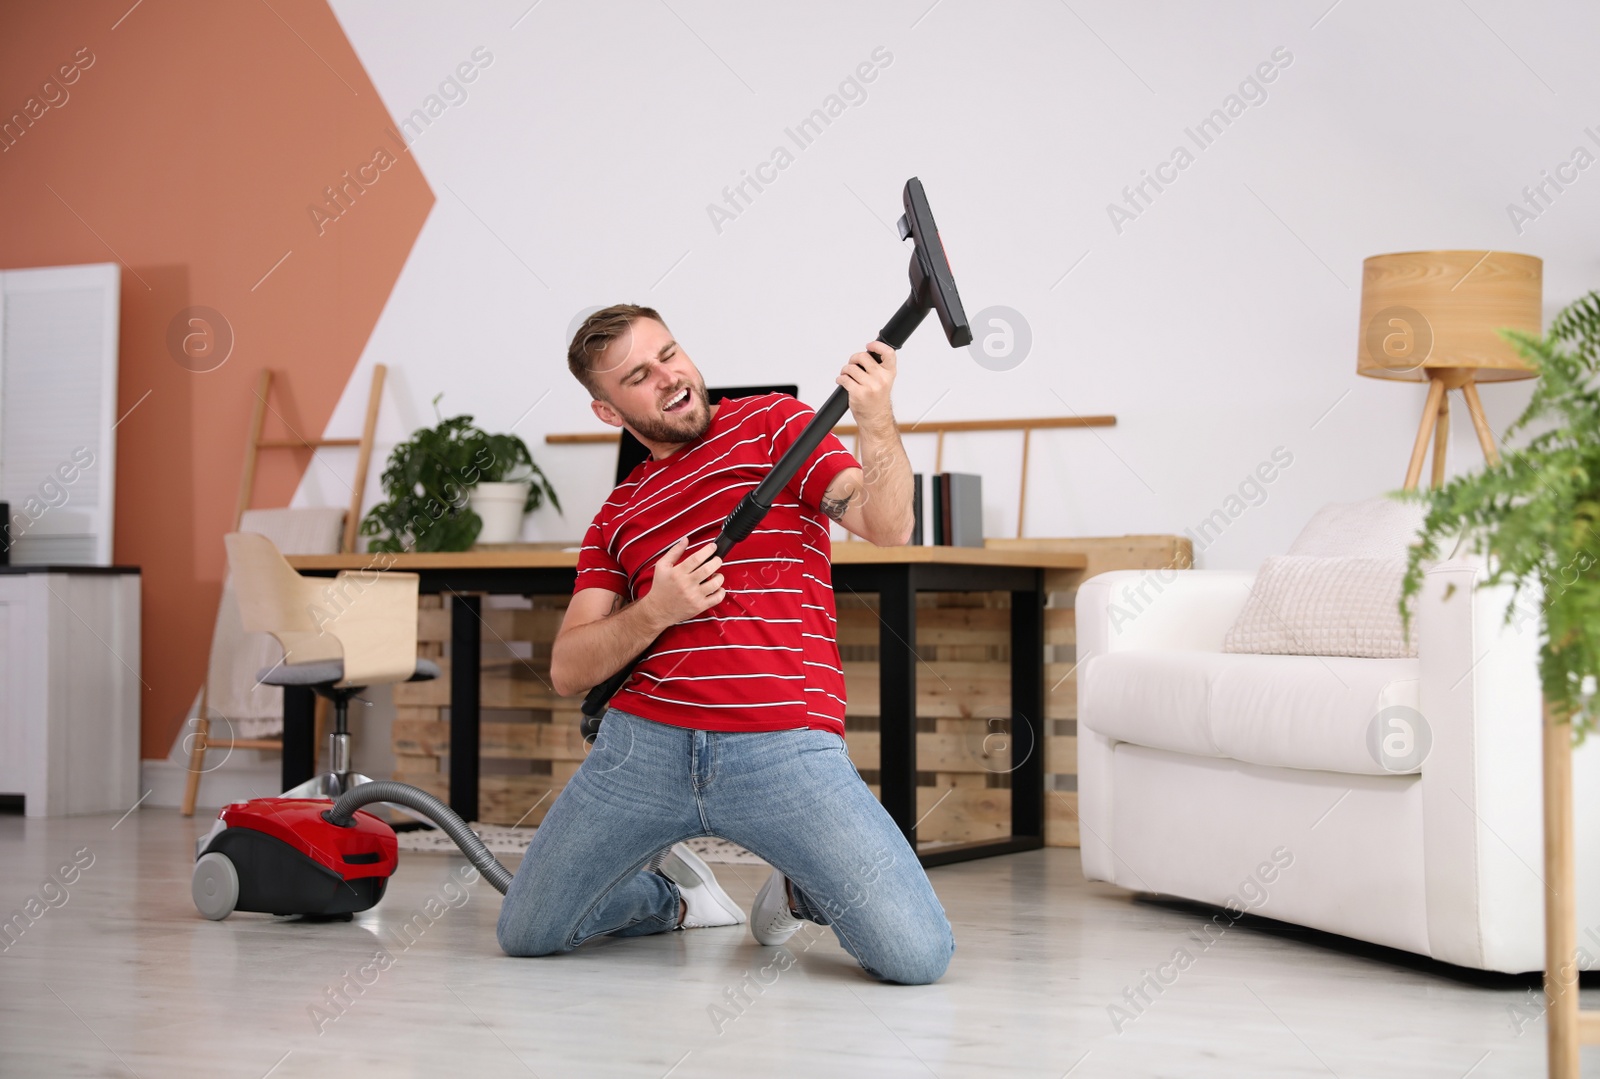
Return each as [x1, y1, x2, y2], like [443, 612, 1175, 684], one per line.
[1402, 367, 1504, 491]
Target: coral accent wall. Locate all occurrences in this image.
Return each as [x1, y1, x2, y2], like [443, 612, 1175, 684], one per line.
[0, 0, 433, 757]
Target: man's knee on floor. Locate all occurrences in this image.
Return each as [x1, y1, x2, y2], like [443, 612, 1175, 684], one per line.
[495, 908, 574, 958]
[867, 921, 955, 985]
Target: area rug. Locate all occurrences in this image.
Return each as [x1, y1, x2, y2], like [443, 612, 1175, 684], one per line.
[393, 825, 767, 866]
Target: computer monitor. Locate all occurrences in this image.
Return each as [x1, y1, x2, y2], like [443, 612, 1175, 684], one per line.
[613, 383, 799, 486]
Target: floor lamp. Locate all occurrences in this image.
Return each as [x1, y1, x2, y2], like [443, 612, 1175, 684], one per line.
[1357, 251, 1542, 490]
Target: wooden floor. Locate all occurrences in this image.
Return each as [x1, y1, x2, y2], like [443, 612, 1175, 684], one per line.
[2, 809, 1594, 1078]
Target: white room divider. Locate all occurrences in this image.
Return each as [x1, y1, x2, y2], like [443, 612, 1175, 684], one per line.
[0, 262, 121, 565]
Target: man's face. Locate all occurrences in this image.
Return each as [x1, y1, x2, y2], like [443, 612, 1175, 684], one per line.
[589, 317, 711, 453]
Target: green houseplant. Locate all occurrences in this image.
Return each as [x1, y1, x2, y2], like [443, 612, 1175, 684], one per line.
[1397, 291, 1600, 738]
[360, 396, 561, 553]
[1396, 291, 1600, 1076]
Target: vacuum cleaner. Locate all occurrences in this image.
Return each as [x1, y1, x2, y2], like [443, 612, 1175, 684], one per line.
[193, 783, 512, 919]
[192, 176, 971, 921]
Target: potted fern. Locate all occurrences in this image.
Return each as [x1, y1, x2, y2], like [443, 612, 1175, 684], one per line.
[1397, 291, 1599, 733]
[1396, 291, 1599, 1076]
[360, 396, 561, 553]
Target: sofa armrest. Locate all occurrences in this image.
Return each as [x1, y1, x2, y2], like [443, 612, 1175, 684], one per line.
[1075, 569, 1257, 657]
[1417, 556, 1548, 970]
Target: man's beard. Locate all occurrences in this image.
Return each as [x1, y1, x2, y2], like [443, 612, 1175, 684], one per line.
[619, 381, 712, 446]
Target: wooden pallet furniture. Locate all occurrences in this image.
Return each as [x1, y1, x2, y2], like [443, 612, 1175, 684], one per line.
[284, 545, 1072, 864]
[339, 534, 1192, 850]
[390, 592, 579, 827]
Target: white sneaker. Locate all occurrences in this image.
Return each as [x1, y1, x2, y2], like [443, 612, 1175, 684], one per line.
[652, 842, 745, 929]
[750, 868, 805, 945]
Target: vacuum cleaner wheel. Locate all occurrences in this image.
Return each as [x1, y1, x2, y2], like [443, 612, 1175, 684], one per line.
[193, 851, 240, 921]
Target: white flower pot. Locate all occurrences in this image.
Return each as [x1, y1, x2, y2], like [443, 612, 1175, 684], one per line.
[469, 481, 530, 544]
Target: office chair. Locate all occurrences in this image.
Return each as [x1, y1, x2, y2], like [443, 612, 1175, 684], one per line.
[224, 531, 440, 798]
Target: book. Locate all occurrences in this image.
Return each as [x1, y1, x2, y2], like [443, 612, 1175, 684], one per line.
[940, 473, 953, 546]
[945, 472, 984, 547]
[911, 473, 923, 545]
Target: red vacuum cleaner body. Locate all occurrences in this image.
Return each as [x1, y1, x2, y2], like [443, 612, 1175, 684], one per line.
[193, 798, 398, 920]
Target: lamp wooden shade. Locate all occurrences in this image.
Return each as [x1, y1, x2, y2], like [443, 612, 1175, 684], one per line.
[1357, 250, 1542, 489]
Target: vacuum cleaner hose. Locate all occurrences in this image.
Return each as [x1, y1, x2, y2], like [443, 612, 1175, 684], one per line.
[327, 781, 514, 895]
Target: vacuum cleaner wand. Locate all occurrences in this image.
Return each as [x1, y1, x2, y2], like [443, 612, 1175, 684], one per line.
[579, 178, 970, 732]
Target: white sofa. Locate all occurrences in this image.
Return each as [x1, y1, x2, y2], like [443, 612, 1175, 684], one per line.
[1076, 546, 1600, 973]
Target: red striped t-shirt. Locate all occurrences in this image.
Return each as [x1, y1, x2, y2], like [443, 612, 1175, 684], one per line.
[572, 393, 861, 735]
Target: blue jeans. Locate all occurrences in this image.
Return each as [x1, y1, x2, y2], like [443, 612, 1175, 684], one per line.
[495, 708, 954, 984]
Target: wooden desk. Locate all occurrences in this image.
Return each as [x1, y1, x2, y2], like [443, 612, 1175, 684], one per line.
[288, 545, 1087, 866]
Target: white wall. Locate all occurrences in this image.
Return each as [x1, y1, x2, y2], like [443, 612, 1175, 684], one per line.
[303, 0, 1600, 572]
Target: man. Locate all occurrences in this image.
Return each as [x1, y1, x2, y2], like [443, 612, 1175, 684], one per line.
[495, 304, 954, 984]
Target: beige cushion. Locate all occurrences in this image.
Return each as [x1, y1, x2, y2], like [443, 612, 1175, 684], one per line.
[1222, 555, 1416, 658]
[1288, 496, 1426, 559]
[1218, 498, 1434, 660]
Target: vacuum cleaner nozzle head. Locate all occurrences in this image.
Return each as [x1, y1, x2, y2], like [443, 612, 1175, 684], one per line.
[900, 177, 971, 348]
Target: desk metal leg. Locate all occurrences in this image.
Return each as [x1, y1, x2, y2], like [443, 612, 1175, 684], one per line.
[282, 686, 316, 792]
[449, 593, 482, 821]
[1009, 583, 1046, 841]
[878, 571, 918, 847]
[914, 578, 1048, 869]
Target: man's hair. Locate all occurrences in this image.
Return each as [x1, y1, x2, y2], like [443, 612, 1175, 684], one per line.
[567, 304, 666, 400]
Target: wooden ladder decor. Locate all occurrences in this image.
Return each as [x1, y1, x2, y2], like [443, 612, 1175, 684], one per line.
[181, 364, 387, 816]
[236, 365, 388, 552]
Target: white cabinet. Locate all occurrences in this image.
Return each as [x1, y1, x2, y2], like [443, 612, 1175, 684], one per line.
[0, 567, 140, 816]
